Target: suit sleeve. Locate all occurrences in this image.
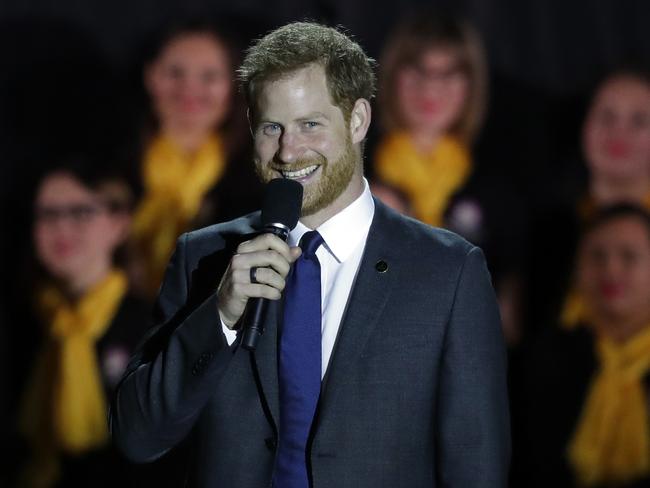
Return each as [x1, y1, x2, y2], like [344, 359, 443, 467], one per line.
[436, 246, 511, 487]
[109, 233, 234, 463]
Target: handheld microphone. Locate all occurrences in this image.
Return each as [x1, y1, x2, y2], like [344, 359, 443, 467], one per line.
[241, 178, 302, 351]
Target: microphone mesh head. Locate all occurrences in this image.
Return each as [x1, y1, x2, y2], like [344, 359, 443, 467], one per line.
[261, 178, 303, 230]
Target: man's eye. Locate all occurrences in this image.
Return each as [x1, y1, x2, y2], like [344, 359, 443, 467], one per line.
[303, 121, 319, 129]
[262, 124, 281, 136]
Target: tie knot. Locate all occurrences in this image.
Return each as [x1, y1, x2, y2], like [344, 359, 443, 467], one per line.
[299, 230, 324, 258]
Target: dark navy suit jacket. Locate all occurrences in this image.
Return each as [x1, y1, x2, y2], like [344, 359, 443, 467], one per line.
[110, 199, 510, 487]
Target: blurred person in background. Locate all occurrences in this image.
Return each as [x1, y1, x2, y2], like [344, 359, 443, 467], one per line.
[11, 158, 150, 488]
[373, 9, 528, 346]
[373, 9, 486, 228]
[580, 70, 650, 213]
[527, 68, 650, 335]
[562, 69, 650, 328]
[521, 204, 650, 488]
[130, 19, 262, 297]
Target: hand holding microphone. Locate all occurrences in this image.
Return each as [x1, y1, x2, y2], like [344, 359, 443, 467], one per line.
[216, 179, 303, 349]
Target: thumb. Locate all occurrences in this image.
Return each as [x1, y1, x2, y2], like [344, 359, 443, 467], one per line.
[289, 246, 302, 262]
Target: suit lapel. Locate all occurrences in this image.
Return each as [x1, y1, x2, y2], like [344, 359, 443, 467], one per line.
[317, 201, 397, 417]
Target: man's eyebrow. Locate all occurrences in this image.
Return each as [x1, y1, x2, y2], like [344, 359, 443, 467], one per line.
[256, 119, 281, 126]
[297, 112, 329, 120]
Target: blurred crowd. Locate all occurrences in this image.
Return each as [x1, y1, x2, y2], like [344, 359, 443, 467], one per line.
[1, 6, 649, 488]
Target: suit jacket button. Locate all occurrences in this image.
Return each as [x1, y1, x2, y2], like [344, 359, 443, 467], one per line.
[375, 260, 388, 273]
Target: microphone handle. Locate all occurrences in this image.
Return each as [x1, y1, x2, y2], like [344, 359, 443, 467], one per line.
[240, 298, 268, 350]
[240, 225, 290, 351]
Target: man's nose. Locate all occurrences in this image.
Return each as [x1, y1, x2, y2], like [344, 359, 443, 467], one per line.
[276, 130, 305, 163]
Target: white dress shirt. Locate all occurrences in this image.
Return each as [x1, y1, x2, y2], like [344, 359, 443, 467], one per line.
[222, 179, 375, 379]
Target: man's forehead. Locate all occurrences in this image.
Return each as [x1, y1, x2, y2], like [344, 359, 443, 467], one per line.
[252, 64, 341, 119]
[256, 63, 328, 96]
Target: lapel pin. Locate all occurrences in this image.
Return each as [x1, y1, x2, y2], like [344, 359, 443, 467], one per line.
[375, 260, 388, 273]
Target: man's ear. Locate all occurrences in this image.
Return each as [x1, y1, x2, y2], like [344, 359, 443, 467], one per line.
[349, 98, 371, 144]
[246, 108, 254, 137]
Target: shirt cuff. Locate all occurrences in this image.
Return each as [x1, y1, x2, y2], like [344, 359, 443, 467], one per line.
[220, 318, 238, 346]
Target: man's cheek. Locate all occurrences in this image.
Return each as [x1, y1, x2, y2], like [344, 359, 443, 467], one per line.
[309, 134, 334, 154]
[254, 139, 277, 163]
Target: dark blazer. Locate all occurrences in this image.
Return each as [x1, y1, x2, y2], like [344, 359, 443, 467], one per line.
[110, 199, 511, 488]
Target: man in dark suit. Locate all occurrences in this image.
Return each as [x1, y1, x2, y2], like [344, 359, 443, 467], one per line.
[110, 22, 510, 487]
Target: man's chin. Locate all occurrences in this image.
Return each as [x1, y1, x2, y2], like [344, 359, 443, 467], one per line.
[299, 188, 324, 217]
[300, 186, 344, 217]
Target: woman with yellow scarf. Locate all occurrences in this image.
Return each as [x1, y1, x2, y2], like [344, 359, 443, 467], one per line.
[562, 70, 650, 329]
[522, 205, 650, 488]
[373, 11, 487, 227]
[527, 69, 650, 336]
[131, 20, 262, 297]
[373, 10, 528, 347]
[14, 161, 150, 488]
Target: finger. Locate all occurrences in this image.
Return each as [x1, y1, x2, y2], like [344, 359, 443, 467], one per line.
[289, 246, 302, 261]
[237, 267, 286, 291]
[230, 250, 291, 277]
[237, 233, 293, 261]
[253, 284, 283, 300]
[232, 282, 282, 301]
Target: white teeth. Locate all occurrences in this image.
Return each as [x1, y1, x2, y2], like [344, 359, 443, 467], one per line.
[280, 165, 318, 179]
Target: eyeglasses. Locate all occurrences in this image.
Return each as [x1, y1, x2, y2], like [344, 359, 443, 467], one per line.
[401, 63, 466, 85]
[34, 203, 107, 226]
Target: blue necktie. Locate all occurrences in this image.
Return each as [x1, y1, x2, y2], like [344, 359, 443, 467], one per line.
[273, 230, 324, 488]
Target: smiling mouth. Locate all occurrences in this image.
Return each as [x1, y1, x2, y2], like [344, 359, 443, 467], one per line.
[278, 165, 319, 179]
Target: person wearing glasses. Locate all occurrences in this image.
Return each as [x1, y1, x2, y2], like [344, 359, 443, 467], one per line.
[13, 157, 150, 488]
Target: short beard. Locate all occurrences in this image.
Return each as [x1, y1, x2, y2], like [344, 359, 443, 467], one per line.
[255, 135, 359, 217]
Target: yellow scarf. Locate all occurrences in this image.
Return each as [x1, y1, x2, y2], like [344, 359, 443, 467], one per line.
[568, 324, 650, 486]
[19, 270, 127, 488]
[375, 132, 471, 226]
[561, 289, 590, 330]
[133, 133, 225, 294]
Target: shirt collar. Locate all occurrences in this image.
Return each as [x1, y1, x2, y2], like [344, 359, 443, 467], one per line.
[289, 179, 375, 263]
